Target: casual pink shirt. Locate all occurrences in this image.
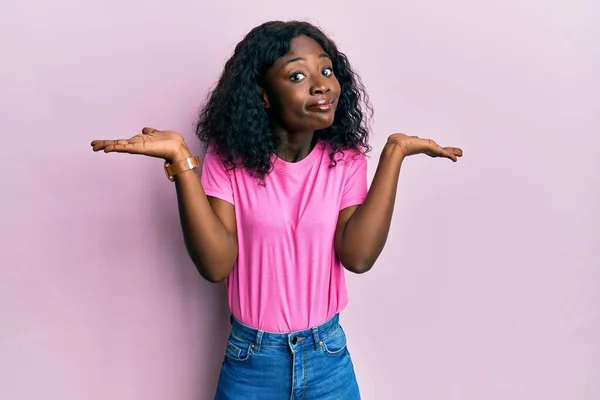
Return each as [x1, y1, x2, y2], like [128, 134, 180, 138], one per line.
[200, 141, 368, 333]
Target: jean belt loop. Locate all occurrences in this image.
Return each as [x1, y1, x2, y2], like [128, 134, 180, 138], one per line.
[311, 326, 321, 350]
[254, 330, 263, 353]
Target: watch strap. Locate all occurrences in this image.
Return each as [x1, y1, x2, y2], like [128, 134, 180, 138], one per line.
[164, 155, 200, 182]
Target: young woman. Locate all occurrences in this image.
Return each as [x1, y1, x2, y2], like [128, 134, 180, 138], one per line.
[91, 20, 462, 400]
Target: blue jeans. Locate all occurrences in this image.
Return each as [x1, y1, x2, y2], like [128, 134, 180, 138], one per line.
[214, 313, 361, 399]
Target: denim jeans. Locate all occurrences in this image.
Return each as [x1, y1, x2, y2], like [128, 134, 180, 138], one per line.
[214, 313, 361, 399]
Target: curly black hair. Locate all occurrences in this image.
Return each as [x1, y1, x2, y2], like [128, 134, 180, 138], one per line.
[195, 20, 372, 181]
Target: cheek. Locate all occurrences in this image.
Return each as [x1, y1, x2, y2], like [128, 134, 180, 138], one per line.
[270, 94, 306, 129]
[333, 79, 342, 96]
[271, 87, 301, 111]
[278, 92, 306, 118]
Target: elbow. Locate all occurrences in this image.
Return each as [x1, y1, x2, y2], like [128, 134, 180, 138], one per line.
[338, 247, 379, 274]
[185, 245, 235, 283]
[203, 274, 228, 283]
[337, 237, 383, 275]
[341, 258, 375, 274]
[193, 260, 232, 283]
[199, 268, 230, 283]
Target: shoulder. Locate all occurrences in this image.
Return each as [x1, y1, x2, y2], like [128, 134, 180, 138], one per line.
[201, 145, 235, 183]
[202, 146, 234, 171]
[204, 145, 224, 160]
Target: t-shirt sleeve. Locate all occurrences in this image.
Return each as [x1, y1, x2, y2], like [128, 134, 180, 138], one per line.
[340, 152, 368, 210]
[200, 147, 234, 205]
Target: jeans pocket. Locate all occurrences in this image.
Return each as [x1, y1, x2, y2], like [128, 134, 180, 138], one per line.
[224, 333, 253, 363]
[321, 326, 348, 356]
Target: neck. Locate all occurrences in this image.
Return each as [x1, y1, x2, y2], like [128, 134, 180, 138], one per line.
[272, 126, 316, 163]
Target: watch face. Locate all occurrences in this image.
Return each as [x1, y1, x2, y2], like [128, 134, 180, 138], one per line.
[164, 160, 175, 181]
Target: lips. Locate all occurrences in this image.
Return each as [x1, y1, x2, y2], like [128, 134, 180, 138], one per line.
[306, 98, 335, 112]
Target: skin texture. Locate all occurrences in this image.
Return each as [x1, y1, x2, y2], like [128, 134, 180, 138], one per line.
[260, 35, 341, 162]
[90, 33, 463, 281]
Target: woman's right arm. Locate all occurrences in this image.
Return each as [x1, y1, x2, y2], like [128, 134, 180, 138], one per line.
[91, 127, 237, 283]
[172, 147, 238, 283]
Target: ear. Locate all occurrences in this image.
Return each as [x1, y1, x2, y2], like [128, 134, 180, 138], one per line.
[259, 87, 271, 109]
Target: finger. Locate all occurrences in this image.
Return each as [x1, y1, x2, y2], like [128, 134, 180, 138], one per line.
[105, 141, 148, 154]
[435, 145, 457, 162]
[440, 147, 463, 161]
[91, 139, 109, 148]
[446, 147, 463, 157]
[142, 127, 158, 134]
[92, 132, 148, 151]
[425, 140, 457, 162]
[424, 139, 444, 157]
[91, 140, 117, 152]
[441, 148, 458, 162]
[91, 139, 132, 152]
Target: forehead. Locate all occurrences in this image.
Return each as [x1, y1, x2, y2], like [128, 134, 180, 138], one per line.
[287, 35, 326, 55]
[269, 35, 328, 70]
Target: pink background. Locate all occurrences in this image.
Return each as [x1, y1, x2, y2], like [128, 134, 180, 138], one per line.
[1, 1, 598, 399]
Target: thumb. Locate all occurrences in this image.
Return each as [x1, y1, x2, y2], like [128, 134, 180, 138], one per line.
[141, 127, 160, 134]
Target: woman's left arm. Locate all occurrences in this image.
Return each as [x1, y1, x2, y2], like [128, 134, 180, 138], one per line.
[335, 133, 463, 274]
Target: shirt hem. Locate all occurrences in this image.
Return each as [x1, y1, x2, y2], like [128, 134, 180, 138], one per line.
[340, 197, 366, 211]
[203, 189, 234, 205]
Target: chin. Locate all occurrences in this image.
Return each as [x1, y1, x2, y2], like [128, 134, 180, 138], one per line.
[285, 112, 335, 132]
[308, 114, 335, 131]
[318, 120, 335, 130]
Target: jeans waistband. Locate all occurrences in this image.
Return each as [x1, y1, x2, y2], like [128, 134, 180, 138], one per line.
[229, 314, 341, 352]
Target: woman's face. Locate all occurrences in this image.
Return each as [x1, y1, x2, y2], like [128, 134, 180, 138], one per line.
[262, 35, 341, 133]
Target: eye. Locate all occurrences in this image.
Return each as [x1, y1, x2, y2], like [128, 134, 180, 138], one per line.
[322, 67, 334, 77]
[290, 72, 306, 82]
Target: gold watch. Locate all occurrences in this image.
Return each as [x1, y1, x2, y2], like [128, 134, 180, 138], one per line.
[164, 156, 200, 182]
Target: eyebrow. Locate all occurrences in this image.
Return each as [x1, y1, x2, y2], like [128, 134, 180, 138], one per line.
[283, 53, 330, 67]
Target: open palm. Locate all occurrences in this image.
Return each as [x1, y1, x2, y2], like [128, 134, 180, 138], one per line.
[388, 133, 463, 162]
[91, 127, 187, 161]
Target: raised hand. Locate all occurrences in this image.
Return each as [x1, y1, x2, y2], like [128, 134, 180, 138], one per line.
[91, 127, 189, 162]
[387, 133, 463, 162]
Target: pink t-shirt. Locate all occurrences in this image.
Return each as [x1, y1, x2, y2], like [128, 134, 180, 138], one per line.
[200, 141, 368, 333]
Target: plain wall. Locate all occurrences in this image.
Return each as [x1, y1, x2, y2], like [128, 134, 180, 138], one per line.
[1, 0, 598, 399]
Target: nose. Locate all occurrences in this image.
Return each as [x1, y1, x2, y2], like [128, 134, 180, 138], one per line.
[310, 75, 331, 96]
